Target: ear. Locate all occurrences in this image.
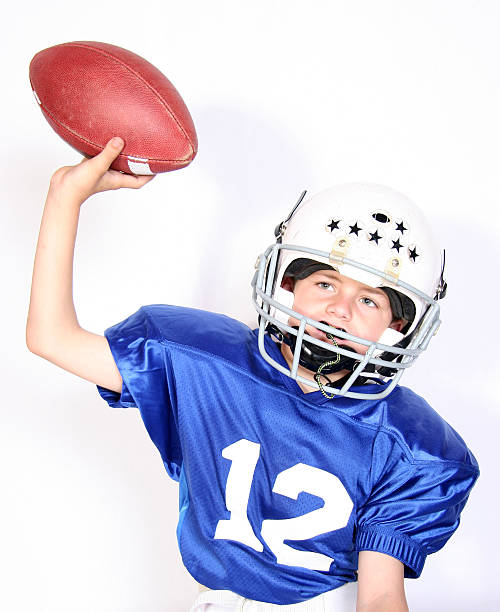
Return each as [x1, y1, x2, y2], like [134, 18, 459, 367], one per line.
[281, 276, 295, 292]
[389, 318, 406, 333]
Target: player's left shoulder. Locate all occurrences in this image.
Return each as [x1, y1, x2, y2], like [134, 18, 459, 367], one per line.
[382, 385, 478, 469]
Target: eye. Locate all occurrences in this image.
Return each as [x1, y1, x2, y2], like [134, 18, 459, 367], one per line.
[360, 297, 377, 308]
[317, 281, 334, 291]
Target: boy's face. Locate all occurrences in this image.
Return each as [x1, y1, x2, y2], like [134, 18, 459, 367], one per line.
[280, 269, 404, 388]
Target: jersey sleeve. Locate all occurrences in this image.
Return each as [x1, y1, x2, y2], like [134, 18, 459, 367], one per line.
[355, 434, 479, 578]
[96, 306, 182, 481]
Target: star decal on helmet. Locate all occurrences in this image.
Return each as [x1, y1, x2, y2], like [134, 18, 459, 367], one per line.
[369, 230, 382, 244]
[327, 219, 341, 232]
[395, 221, 408, 234]
[349, 222, 362, 236]
[408, 246, 419, 262]
[391, 238, 403, 252]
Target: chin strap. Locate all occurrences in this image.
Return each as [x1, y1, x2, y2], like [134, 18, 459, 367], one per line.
[266, 323, 362, 375]
[266, 323, 389, 395]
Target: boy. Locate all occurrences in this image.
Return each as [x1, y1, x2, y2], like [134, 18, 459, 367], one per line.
[27, 138, 478, 611]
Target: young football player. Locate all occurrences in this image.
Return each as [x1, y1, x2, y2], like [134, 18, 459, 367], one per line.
[27, 138, 478, 612]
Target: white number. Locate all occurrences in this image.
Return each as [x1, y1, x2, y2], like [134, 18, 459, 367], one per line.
[214, 439, 353, 571]
[214, 439, 263, 551]
[261, 463, 353, 570]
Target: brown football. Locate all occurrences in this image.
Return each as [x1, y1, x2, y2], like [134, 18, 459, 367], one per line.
[29, 41, 198, 174]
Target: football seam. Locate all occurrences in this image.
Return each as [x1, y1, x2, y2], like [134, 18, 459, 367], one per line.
[36, 100, 191, 164]
[62, 42, 196, 158]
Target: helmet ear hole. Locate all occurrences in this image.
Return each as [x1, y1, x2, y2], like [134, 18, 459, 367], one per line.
[281, 276, 295, 291]
[390, 318, 405, 333]
[381, 287, 416, 334]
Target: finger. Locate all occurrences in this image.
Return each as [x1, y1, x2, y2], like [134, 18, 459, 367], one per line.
[90, 137, 125, 172]
[115, 173, 156, 189]
[100, 170, 155, 191]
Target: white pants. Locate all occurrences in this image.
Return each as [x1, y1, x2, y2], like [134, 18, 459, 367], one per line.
[190, 583, 357, 612]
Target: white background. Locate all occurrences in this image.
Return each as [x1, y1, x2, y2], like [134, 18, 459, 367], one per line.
[1, 1, 498, 610]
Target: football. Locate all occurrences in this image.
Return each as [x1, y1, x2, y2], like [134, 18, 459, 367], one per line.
[29, 41, 198, 174]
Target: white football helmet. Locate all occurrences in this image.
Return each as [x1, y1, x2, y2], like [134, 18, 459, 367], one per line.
[251, 183, 447, 399]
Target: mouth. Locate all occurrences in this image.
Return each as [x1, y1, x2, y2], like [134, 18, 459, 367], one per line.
[311, 321, 350, 346]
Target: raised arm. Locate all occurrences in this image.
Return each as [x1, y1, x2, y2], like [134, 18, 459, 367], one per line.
[26, 138, 154, 393]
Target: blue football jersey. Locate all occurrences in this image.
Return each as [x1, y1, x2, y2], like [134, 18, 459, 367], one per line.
[97, 305, 479, 605]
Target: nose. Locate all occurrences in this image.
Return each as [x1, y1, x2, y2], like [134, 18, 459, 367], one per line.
[326, 295, 352, 320]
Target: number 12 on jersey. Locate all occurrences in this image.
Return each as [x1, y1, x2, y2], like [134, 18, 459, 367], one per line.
[214, 439, 353, 571]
